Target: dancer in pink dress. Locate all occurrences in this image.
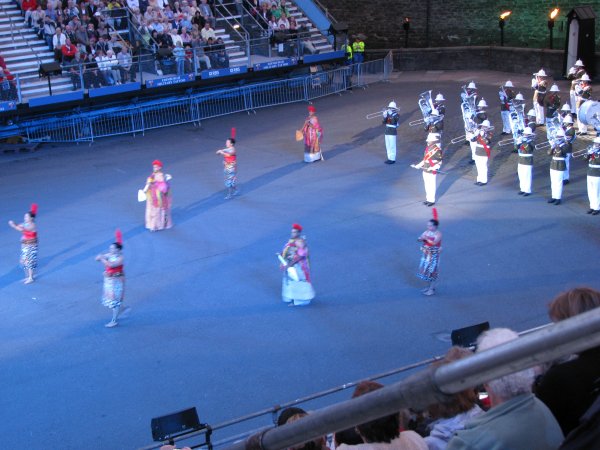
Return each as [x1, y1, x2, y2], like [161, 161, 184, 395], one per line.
[142, 160, 173, 231]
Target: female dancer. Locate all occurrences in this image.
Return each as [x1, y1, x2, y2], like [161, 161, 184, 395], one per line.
[216, 128, 239, 200]
[8, 203, 38, 284]
[278, 223, 315, 306]
[142, 160, 173, 231]
[95, 230, 128, 328]
[417, 208, 442, 296]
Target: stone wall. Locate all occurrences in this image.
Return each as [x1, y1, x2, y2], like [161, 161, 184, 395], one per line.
[319, 0, 600, 50]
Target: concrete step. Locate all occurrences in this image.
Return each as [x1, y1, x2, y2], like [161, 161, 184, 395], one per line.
[8, 58, 52, 70]
[4, 52, 52, 65]
[1, 45, 48, 56]
[0, 33, 38, 43]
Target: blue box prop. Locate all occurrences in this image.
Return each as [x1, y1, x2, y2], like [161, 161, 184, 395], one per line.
[253, 58, 298, 72]
[201, 66, 248, 79]
[28, 91, 84, 108]
[145, 74, 195, 89]
[89, 82, 142, 97]
[0, 101, 17, 112]
[303, 51, 345, 64]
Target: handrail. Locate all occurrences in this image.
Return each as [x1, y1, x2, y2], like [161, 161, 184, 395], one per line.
[124, 6, 160, 50]
[310, 0, 338, 24]
[0, 3, 43, 65]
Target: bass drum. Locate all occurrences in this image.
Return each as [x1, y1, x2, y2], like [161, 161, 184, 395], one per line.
[579, 100, 600, 130]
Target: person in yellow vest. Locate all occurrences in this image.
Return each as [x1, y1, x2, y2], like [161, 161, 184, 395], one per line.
[344, 39, 353, 65]
[352, 35, 364, 64]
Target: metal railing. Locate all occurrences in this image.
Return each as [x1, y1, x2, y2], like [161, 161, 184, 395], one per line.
[138, 307, 600, 450]
[11, 53, 391, 142]
[1, 2, 43, 63]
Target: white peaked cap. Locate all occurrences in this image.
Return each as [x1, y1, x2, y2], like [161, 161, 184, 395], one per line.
[575, 59, 584, 66]
[550, 84, 559, 92]
[561, 104, 571, 111]
[581, 73, 591, 81]
[523, 127, 534, 136]
[435, 93, 445, 101]
[533, 68, 547, 77]
[515, 93, 524, 101]
[388, 101, 397, 108]
[467, 81, 477, 89]
[504, 80, 514, 87]
[478, 99, 488, 108]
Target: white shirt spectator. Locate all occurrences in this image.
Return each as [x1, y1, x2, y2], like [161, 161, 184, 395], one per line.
[277, 18, 290, 29]
[170, 32, 183, 47]
[52, 32, 66, 48]
[126, 0, 139, 9]
[200, 26, 216, 41]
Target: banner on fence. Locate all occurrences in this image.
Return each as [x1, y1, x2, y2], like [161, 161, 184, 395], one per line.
[146, 74, 195, 88]
[201, 66, 248, 79]
[253, 58, 298, 72]
[0, 101, 17, 112]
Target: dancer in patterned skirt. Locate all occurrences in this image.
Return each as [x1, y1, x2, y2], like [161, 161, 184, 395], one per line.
[8, 203, 38, 284]
[95, 229, 129, 328]
[417, 208, 442, 296]
[278, 223, 315, 306]
[142, 159, 173, 231]
[216, 128, 238, 200]
[301, 105, 323, 163]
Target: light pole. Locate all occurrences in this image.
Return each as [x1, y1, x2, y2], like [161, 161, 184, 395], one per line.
[548, 8, 559, 49]
[402, 17, 410, 48]
[499, 11, 511, 47]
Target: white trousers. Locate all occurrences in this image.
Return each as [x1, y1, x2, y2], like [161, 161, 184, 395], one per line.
[469, 141, 477, 160]
[501, 111, 511, 133]
[422, 171, 437, 203]
[550, 168, 564, 199]
[385, 134, 397, 161]
[570, 91, 577, 113]
[474, 155, 488, 183]
[563, 154, 571, 180]
[534, 102, 545, 124]
[577, 105, 588, 132]
[518, 163, 533, 193]
[588, 176, 600, 210]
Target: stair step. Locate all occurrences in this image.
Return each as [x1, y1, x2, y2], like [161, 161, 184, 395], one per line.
[0, 33, 39, 43]
[8, 58, 52, 69]
[1, 45, 48, 56]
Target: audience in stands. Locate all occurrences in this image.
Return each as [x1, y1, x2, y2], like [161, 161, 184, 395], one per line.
[446, 328, 564, 450]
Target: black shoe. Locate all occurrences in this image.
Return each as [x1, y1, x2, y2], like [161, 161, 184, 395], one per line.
[427, 202, 435, 207]
[522, 193, 531, 197]
[592, 210, 600, 215]
[555, 199, 561, 205]
[464, 141, 470, 146]
[548, 198, 556, 204]
[587, 209, 594, 214]
[518, 191, 524, 195]
[501, 132, 510, 135]
[384, 160, 395, 164]
[563, 179, 570, 185]
[475, 181, 481, 186]
[576, 132, 587, 136]
[423, 201, 429, 205]
[469, 160, 475, 165]
[479, 182, 487, 186]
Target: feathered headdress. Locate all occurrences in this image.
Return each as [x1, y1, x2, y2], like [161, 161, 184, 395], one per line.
[292, 223, 303, 231]
[30, 203, 38, 216]
[432, 208, 439, 222]
[152, 159, 163, 168]
[115, 229, 123, 245]
[230, 127, 236, 140]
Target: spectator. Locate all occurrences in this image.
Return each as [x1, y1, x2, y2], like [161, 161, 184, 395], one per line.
[75, 24, 90, 48]
[127, 0, 140, 9]
[277, 12, 289, 30]
[191, 30, 210, 69]
[61, 38, 78, 63]
[95, 36, 110, 54]
[45, 3, 57, 21]
[534, 287, 600, 436]
[257, 2, 271, 27]
[200, 21, 216, 42]
[424, 347, 484, 450]
[43, 16, 57, 50]
[117, 46, 132, 82]
[106, 49, 122, 84]
[180, 26, 192, 45]
[191, 10, 205, 29]
[446, 328, 564, 450]
[86, 23, 99, 42]
[52, 27, 67, 61]
[170, 28, 183, 47]
[198, 0, 214, 28]
[83, 52, 103, 88]
[66, 51, 83, 90]
[31, 6, 46, 36]
[64, 24, 77, 45]
[96, 50, 115, 85]
[336, 381, 428, 450]
[210, 37, 228, 69]
[0, 67, 17, 101]
[22, 0, 37, 27]
[172, 41, 185, 75]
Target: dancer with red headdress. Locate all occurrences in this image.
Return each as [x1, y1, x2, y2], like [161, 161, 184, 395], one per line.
[142, 159, 173, 231]
[277, 223, 315, 306]
[8, 203, 38, 284]
[95, 229, 129, 328]
[216, 128, 239, 200]
[301, 105, 323, 163]
[417, 208, 442, 296]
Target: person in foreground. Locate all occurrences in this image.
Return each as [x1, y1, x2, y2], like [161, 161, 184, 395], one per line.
[8, 203, 38, 284]
[278, 223, 315, 306]
[416, 208, 442, 296]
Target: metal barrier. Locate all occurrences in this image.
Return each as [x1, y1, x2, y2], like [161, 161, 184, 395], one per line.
[14, 54, 391, 143]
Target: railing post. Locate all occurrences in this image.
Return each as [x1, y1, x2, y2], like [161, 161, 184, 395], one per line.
[79, 64, 85, 92]
[16, 73, 22, 104]
[246, 32, 251, 66]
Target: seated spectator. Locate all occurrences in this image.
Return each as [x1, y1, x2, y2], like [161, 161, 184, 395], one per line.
[180, 27, 192, 45]
[106, 49, 122, 84]
[43, 16, 57, 50]
[66, 0, 80, 19]
[61, 38, 78, 63]
[446, 328, 564, 450]
[172, 41, 185, 75]
[198, 0, 214, 28]
[424, 347, 484, 450]
[65, 51, 83, 90]
[192, 10, 205, 29]
[22, 0, 38, 27]
[336, 381, 428, 450]
[31, 6, 46, 36]
[170, 28, 183, 47]
[257, 2, 271, 27]
[86, 23, 99, 42]
[109, 34, 124, 54]
[45, 3, 57, 22]
[210, 37, 228, 69]
[83, 52, 103, 88]
[52, 27, 67, 61]
[64, 24, 77, 45]
[191, 30, 210, 70]
[200, 21, 216, 42]
[117, 46, 132, 82]
[534, 287, 600, 436]
[277, 12, 290, 30]
[96, 50, 115, 85]
[75, 24, 90, 49]
[0, 67, 17, 101]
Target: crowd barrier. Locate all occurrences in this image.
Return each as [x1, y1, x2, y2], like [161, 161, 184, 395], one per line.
[15, 52, 392, 143]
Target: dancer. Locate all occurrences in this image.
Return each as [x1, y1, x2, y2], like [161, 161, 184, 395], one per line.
[382, 101, 399, 164]
[95, 230, 129, 328]
[585, 137, 600, 215]
[517, 127, 535, 196]
[142, 160, 173, 231]
[417, 208, 442, 296]
[278, 223, 315, 306]
[8, 203, 38, 284]
[411, 132, 442, 207]
[216, 128, 239, 199]
[301, 105, 323, 163]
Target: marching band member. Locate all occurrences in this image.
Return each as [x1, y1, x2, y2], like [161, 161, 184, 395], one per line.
[567, 59, 586, 114]
[465, 81, 479, 104]
[562, 115, 576, 184]
[517, 127, 535, 196]
[532, 68, 548, 125]
[412, 133, 442, 207]
[8, 203, 38, 284]
[433, 93, 446, 116]
[544, 84, 561, 120]
[470, 119, 492, 186]
[461, 82, 479, 153]
[547, 128, 568, 205]
[559, 103, 571, 124]
[382, 101, 399, 164]
[416, 208, 442, 296]
[585, 137, 600, 215]
[431, 93, 446, 137]
[475, 98, 488, 125]
[576, 74, 592, 135]
[513, 92, 525, 107]
[500, 81, 515, 135]
[525, 109, 537, 133]
[302, 105, 323, 162]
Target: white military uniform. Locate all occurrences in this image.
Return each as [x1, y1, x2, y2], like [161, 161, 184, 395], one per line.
[413, 133, 442, 205]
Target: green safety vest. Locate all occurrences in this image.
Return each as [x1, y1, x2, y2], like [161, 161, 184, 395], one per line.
[352, 41, 365, 53]
[345, 45, 353, 60]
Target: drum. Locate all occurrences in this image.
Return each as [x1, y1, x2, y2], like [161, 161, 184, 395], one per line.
[578, 100, 600, 130]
